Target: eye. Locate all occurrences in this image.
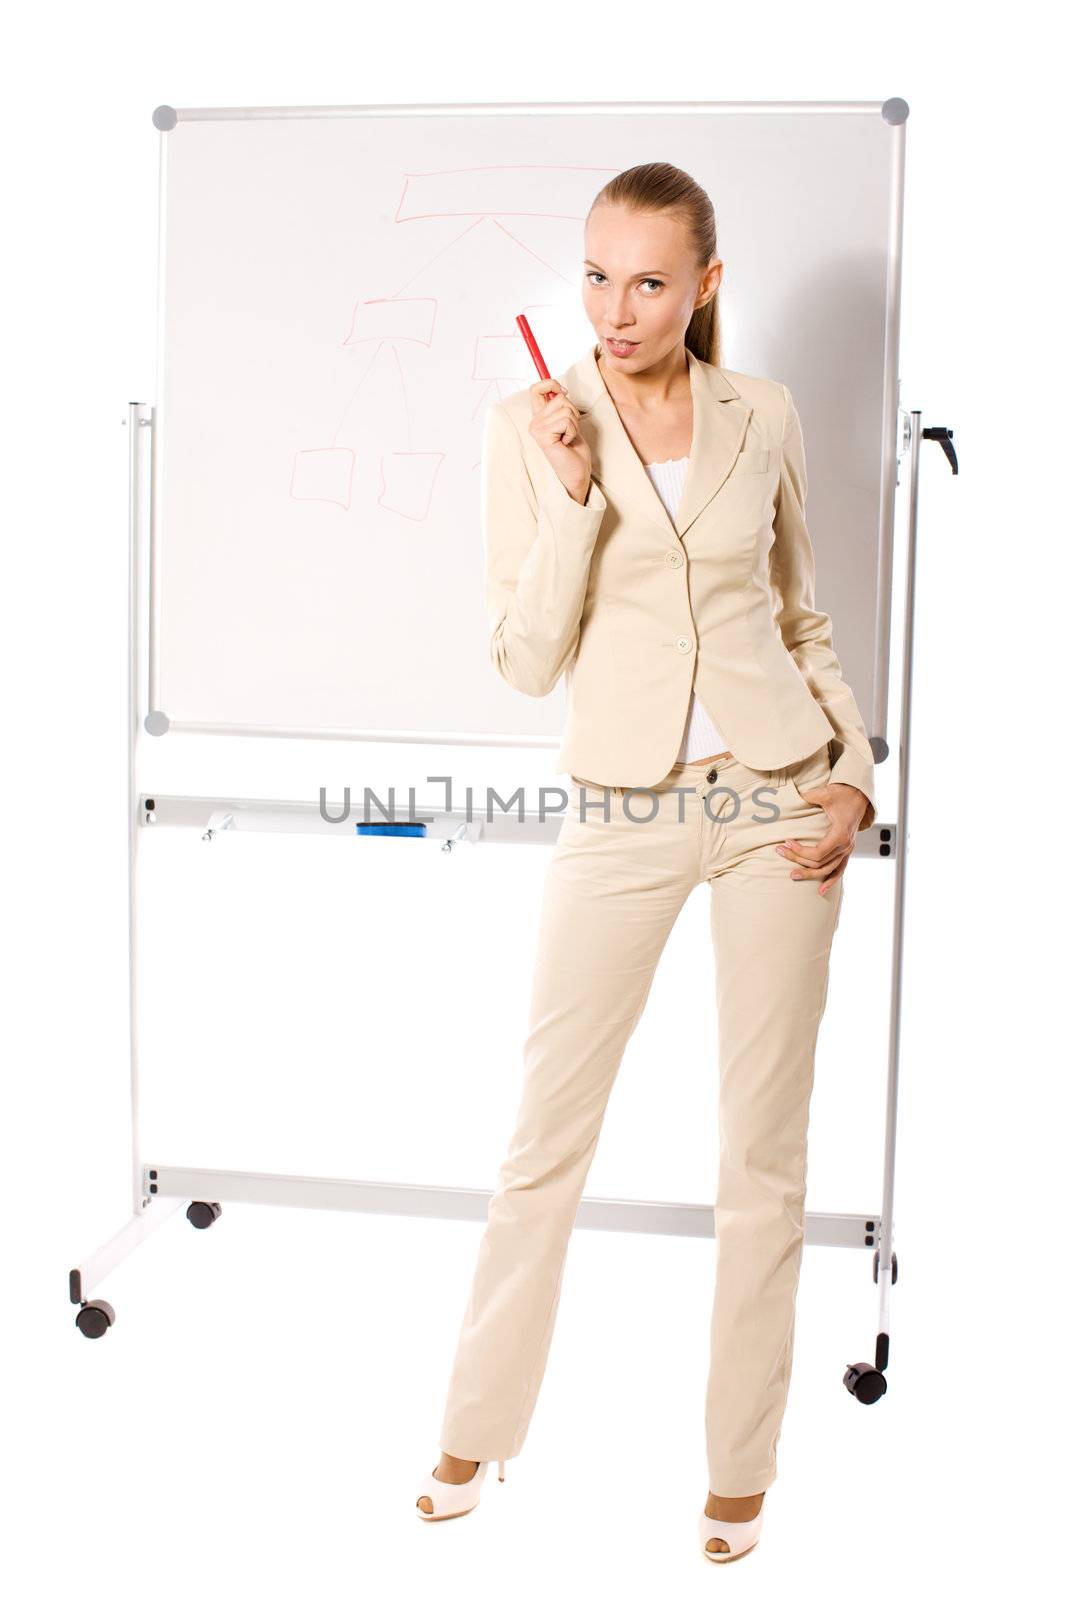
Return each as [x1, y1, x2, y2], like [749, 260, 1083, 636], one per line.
[584, 272, 665, 293]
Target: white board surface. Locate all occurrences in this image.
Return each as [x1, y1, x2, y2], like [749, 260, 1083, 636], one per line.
[152, 104, 903, 746]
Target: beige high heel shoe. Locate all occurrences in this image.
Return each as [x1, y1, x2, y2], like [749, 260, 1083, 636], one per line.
[415, 1457, 507, 1521]
[698, 1502, 763, 1562]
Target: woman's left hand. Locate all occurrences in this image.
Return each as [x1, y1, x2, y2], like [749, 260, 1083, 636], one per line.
[776, 781, 869, 896]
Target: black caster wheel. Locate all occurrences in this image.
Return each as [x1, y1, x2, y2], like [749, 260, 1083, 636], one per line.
[843, 1362, 888, 1403]
[186, 1201, 223, 1229]
[872, 1250, 898, 1284]
[75, 1299, 116, 1339]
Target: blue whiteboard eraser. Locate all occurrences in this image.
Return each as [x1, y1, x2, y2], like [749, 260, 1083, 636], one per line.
[355, 822, 427, 838]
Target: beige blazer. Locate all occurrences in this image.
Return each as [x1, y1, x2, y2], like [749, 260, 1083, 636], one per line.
[483, 342, 877, 831]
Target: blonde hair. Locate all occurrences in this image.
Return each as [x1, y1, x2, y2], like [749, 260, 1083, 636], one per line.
[588, 162, 721, 366]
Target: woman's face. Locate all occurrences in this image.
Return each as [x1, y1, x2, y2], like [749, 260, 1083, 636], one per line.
[582, 203, 722, 374]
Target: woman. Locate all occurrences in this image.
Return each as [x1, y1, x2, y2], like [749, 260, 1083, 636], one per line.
[416, 163, 876, 1563]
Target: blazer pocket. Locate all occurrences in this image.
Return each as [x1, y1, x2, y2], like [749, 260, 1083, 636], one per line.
[728, 446, 771, 477]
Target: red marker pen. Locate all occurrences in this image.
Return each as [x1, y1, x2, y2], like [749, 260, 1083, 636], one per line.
[515, 315, 561, 401]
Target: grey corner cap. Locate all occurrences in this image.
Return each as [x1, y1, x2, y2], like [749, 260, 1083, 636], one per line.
[144, 710, 171, 736]
[152, 105, 178, 131]
[881, 98, 910, 125]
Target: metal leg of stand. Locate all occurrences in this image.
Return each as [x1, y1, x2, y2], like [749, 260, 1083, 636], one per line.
[844, 407, 932, 1404]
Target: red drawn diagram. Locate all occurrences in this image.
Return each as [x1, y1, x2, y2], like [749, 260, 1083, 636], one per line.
[286, 164, 618, 522]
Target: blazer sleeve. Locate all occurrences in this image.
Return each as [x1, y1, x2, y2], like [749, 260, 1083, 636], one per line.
[770, 384, 877, 832]
[482, 400, 608, 697]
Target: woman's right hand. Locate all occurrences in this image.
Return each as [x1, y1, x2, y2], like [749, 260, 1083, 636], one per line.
[528, 379, 593, 505]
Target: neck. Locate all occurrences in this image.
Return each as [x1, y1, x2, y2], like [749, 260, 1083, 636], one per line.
[596, 343, 690, 411]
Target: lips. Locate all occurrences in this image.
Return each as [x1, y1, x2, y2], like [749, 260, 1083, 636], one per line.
[606, 338, 640, 352]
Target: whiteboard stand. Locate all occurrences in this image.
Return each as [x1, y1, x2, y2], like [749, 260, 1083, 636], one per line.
[70, 394, 957, 1415]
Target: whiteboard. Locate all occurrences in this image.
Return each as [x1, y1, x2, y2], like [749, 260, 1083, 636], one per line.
[150, 102, 905, 748]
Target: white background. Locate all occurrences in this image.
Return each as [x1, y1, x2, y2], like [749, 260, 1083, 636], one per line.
[4, 4, 1085, 1595]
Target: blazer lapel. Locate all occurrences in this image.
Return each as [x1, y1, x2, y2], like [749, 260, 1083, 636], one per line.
[560, 343, 754, 542]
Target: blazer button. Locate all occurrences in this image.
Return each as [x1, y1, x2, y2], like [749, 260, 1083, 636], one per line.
[675, 636, 692, 652]
[666, 550, 683, 567]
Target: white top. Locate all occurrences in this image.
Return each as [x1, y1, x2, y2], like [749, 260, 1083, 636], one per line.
[643, 457, 731, 763]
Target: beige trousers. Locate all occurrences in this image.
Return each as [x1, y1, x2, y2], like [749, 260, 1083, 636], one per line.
[439, 743, 846, 1497]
